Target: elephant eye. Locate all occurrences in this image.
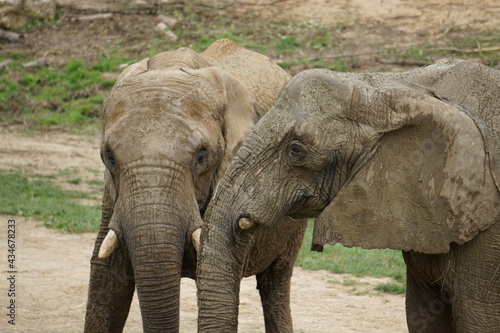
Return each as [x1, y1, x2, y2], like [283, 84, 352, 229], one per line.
[288, 141, 306, 162]
[194, 148, 210, 175]
[196, 149, 209, 165]
[108, 154, 116, 168]
[105, 149, 117, 173]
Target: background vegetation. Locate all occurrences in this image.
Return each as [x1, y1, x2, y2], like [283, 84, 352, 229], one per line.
[1, 1, 498, 130]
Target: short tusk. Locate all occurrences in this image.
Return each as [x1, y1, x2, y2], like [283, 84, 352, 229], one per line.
[98, 229, 118, 259]
[192, 228, 201, 252]
[238, 217, 255, 230]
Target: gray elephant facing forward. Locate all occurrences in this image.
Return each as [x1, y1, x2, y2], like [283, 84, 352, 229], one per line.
[84, 39, 298, 332]
[197, 60, 500, 332]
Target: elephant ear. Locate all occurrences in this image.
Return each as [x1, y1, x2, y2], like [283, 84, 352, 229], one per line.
[201, 67, 260, 180]
[314, 86, 500, 254]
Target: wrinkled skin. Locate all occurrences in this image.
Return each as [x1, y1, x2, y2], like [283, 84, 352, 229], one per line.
[84, 39, 291, 332]
[197, 60, 500, 332]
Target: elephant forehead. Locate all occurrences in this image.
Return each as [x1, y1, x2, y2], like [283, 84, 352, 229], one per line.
[106, 106, 212, 165]
[104, 71, 223, 126]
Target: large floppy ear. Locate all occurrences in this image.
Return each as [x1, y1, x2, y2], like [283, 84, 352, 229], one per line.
[314, 85, 500, 254]
[219, 70, 260, 179]
[201, 67, 260, 180]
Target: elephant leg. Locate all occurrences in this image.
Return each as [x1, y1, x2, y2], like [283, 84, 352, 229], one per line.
[85, 189, 135, 332]
[403, 252, 454, 333]
[451, 222, 500, 332]
[256, 221, 307, 333]
[85, 236, 135, 332]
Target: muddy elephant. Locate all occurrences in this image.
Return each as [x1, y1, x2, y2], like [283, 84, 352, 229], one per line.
[84, 39, 292, 332]
[196, 60, 500, 332]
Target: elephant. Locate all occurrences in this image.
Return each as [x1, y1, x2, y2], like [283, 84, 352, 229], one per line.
[84, 38, 292, 332]
[196, 59, 500, 332]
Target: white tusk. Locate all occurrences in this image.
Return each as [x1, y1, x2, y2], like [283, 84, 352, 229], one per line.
[98, 229, 118, 259]
[192, 228, 201, 252]
[238, 217, 255, 230]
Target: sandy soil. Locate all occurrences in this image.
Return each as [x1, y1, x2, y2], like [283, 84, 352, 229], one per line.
[0, 130, 407, 332]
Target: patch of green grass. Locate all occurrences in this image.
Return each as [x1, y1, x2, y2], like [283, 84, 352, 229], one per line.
[381, 29, 500, 67]
[352, 288, 371, 296]
[0, 53, 131, 128]
[341, 278, 358, 286]
[444, 31, 500, 67]
[375, 282, 406, 295]
[0, 171, 100, 232]
[154, 6, 349, 73]
[296, 220, 406, 283]
[67, 178, 82, 185]
[276, 36, 300, 55]
[86, 179, 105, 186]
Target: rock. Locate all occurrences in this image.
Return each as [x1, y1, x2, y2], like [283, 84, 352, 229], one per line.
[155, 22, 178, 41]
[155, 22, 168, 32]
[0, 0, 56, 29]
[164, 30, 178, 42]
[156, 14, 178, 28]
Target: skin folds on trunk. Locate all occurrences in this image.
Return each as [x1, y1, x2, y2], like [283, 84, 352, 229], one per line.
[197, 192, 249, 333]
[87, 162, 200, 332]
[124, 205, 185, 332]
[117, 162, 198, 332]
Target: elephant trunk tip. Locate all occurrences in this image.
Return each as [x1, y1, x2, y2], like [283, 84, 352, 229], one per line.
[98, 229, 118, 259]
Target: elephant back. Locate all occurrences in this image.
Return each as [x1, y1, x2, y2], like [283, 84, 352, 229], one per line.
[148, 47, 211, 70]
[202, 38, 291, 117]
[396, 60, 500, 143]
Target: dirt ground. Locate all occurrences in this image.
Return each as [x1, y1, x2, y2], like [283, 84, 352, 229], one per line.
[0, 0, 498, 332]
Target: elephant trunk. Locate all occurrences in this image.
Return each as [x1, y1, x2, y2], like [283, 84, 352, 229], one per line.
[197, 193, 249, 332]
[123, 204, 186, 331]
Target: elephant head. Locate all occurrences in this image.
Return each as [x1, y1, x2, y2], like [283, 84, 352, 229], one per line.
[84, 39, 290, 332]
[197, 60, 500, 330]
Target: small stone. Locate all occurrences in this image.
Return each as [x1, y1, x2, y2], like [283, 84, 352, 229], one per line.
[164, 30, 178, 42]
[156, 14, 178, 28]
[155, 23, 178, 41]
[155, 22, 167, 32]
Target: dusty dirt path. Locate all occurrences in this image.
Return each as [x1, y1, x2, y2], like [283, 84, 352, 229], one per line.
[0, 129, 406, 332]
